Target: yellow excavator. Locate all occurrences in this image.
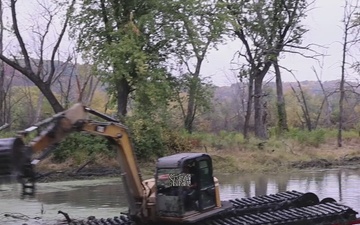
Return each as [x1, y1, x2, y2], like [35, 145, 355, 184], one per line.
[0, 103, 359, 225]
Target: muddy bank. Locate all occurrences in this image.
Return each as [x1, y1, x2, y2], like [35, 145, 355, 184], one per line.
[35, 166, 121, 183]
[33, 155, 360, 183]
[290, 155, 360, 169]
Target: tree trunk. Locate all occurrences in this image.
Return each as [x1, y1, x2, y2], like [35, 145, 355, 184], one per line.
[338, 29, 347, 147]
[34, 93, 44, 123]
[243, 76, 254, 139]
[85, 76, 100, 106]
[185, 75, 200, 133]
[0, 0, 4, 125]
[254, 74, 267, 139]
[37, 83, 63, 113]
[273, 60, 288, 133]
[184, 58, 203, 134]
[0, 62, 4, 125]
[116, 77, 130, 118]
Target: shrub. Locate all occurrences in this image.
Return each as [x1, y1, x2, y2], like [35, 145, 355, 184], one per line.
[126, 117, 192, 160]
[53, 133, 111, 163]
[178, 131, 246, 151]
[126, 117, 165, 159]
[286, 128, 326, 147]
[162, 130, 192, 154]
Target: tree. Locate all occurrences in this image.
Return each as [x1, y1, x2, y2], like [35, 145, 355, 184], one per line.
[226, 0, 309, 139]
[338, 0, 360, 147]
[273, 60, 288, 133]
[0, 0, 76, 113]
[56, 56, 101, 109]
[0, 66, 16, 127]
[0, 0, 5, 125]
[160, 0, 228, 133]
[290, 78, 313, 131]
[70, 0, 168, 118]
[74, 63, 101, 106]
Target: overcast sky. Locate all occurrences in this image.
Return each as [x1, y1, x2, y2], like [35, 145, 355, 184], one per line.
[203, 0, 349, 86]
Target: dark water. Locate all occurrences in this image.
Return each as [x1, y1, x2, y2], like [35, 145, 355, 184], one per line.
[1, 168, 360, 224]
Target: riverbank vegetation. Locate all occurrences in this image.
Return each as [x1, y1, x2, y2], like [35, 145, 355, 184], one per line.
[31, 128, 360, 177]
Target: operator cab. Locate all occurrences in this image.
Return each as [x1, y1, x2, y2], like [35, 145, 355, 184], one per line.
[155, 153, 217, 218]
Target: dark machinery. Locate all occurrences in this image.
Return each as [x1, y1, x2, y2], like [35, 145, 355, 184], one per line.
[0, 103, 359, 225]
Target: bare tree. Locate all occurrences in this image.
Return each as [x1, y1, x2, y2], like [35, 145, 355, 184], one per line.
[290, 78, 312, 131]
[58, 57, 100, 108]
[338, 0, 360, 147]
[0, 0, 75, 113]
[75, 63, 101, 106]
[0, 0, 5, 125]
[312, 64, 334, 128]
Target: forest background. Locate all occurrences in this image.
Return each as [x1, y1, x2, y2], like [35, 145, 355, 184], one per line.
[0, 0, 359, 173]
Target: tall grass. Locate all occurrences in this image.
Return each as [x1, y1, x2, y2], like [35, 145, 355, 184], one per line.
[184, 128, 360, 151]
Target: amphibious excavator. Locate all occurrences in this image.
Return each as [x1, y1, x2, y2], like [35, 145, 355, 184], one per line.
[0, 103, 360, 225]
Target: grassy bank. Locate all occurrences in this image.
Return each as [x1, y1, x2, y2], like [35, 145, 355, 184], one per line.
[34, 129, 360, 179]
[189, 129, 360, 173]
[208, 139, 360, 174]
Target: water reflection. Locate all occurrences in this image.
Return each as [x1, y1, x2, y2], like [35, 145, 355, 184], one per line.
[37, 183, 127, 208]
[217, 168, 360, 211]
[1, 168, 360, 224]
[0, 179, 128, 225]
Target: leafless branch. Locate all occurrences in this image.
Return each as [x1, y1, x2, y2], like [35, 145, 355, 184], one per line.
[48, 0, 75, 84]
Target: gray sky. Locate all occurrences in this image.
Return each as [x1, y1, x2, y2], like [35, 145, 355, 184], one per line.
[203, 0, 348, 86]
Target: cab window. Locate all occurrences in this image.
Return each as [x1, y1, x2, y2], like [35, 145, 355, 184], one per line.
[198, 160, 213, 187]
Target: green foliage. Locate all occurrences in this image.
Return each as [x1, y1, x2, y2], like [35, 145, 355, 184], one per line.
[159, 0, 229, 57]
[126, 115, 192, 160]
[70, 0, 172, 116]
[154, 0, 229, 132]
[286, 128, 326, 147]
[53, 133, 112, 163]
[227, 0, 309, 76]
[186, 131, 245, 150]
[0, 131, 18, 138]
[126, 117, 165, 159]
[133, 68, 174, 116]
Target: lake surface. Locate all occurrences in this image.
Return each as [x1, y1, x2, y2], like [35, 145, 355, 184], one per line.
[1, 168, 360, 224]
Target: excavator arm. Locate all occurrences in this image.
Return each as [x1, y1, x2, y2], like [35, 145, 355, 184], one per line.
[6, 103, 147, 220]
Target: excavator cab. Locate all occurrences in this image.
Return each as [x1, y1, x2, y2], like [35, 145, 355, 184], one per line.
[155, 153, 217, 218]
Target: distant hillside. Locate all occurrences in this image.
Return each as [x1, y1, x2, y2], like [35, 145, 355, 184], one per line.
[213, 80, 357, 102]
[3, 59, 77, 88]
[3, 60, 356, 103]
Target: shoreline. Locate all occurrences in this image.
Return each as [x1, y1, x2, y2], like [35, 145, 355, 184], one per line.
[34, 153, 360, 183]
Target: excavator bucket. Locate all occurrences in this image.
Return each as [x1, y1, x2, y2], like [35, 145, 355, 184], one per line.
[0, 137, 26, 176]
[0, 137, 34, 193]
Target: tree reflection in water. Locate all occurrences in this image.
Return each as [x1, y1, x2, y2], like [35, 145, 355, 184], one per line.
[217, 168, 360, 212]
[2, 169, 360, 223]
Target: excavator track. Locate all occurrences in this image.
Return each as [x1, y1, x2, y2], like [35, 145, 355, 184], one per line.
[70, 202, 357, 225]
[229, 190, 315, 214]
[198, 202, 358, 225]
[70, 216, 133, 225]
[67, 191, 359, 225]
